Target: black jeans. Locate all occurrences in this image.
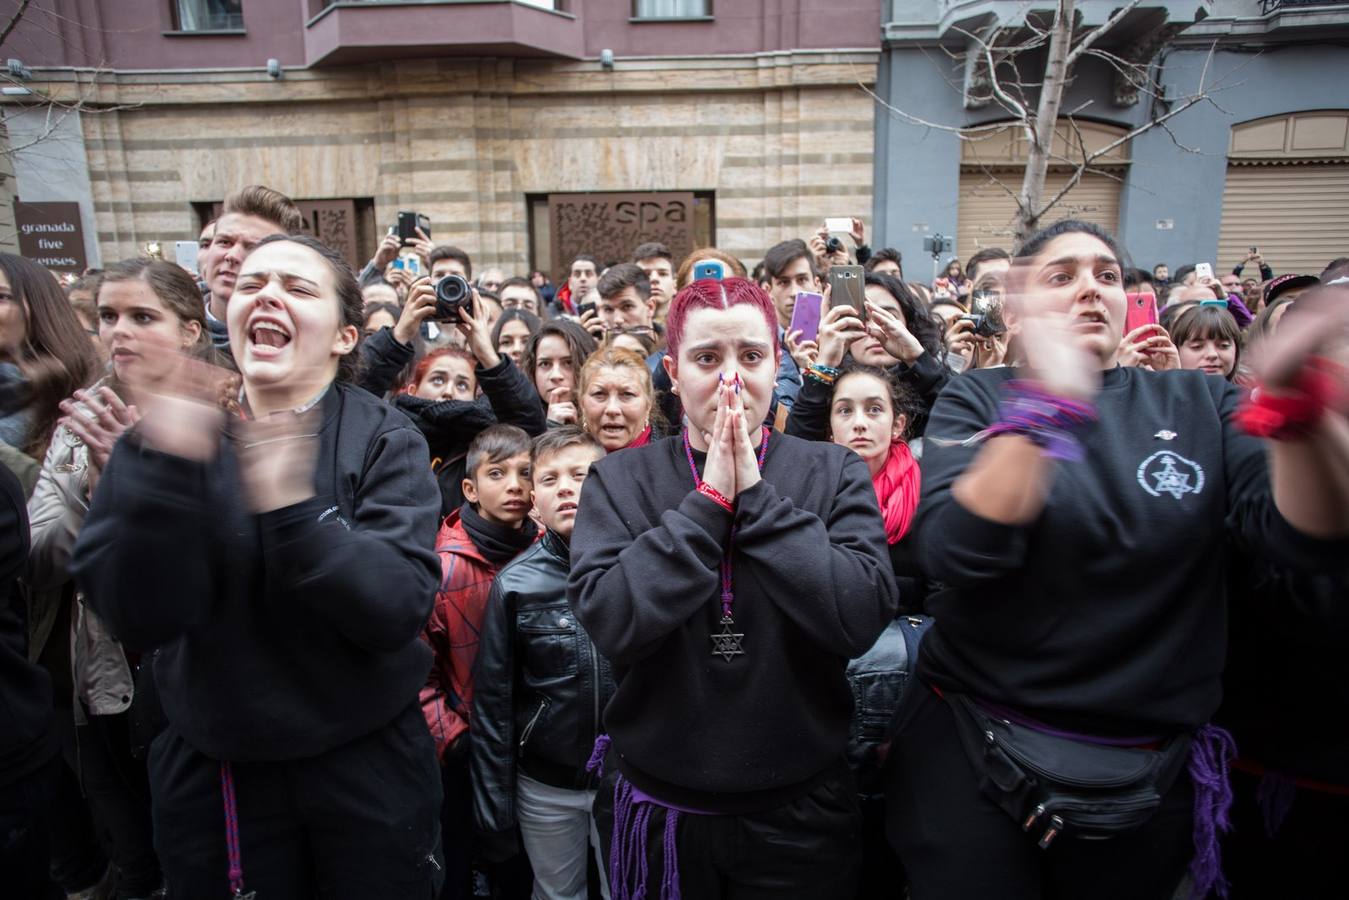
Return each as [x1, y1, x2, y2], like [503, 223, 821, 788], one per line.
[0, 754, 62, 900]
[149, 702, 444, 900]
[47, 711, 108, 894]
[884, 684, 1193, 900]
[592, 762, 863, 899]
[77, 710, 161, 897]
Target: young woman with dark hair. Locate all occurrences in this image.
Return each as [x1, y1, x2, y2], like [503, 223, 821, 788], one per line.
[27, 257, 223, 900]
[931, 258, 969, 300]
[71, 234, 448, 898]
[1166, 302, 1242, 382]
[361, 300, 401, 338]
[491, 306, 542, 368]
[521, 318, 599, 427]
[0, 254, 98, 478]
[885, 219, 1349, 900]
[568, 277, 897, 898]
[786, 272, 951, 441]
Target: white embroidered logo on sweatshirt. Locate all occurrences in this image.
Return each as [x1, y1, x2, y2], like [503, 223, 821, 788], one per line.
[1137, 451, 1204, 500]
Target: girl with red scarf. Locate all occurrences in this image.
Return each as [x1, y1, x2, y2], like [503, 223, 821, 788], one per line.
[826, 364, 926, 606]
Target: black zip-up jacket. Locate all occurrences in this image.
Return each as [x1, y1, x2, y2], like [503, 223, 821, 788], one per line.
[356, 325, 415, 397]
[471, 530, 614, 835]
[568, 433, 897, 814]
[392, 355, 547, 517]
[71, 382, 442, 762]
[1, 464, 57, 786]
[915, 366, 1349, 737]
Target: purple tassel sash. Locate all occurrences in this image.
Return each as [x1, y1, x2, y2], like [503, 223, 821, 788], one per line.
[1188, 724, 1236, 899]
[589, 735, 685, 900]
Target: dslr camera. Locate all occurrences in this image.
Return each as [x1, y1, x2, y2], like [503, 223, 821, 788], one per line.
[825, 235, 846, 255]
[960, 289, 1006, 338]
[434, 274, 474, 323]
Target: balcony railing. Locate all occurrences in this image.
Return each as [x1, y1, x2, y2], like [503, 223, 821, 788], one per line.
[321, 0, 559, 8]
[1260, 0, 1349, 12]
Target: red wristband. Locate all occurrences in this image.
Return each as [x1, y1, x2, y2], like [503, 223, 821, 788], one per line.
[1236, 358, 1342, 440]
[696, 482, 734, 513]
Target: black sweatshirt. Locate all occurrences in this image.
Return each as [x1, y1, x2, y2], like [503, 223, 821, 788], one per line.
[784, 350, 951, 442]
[568, 433, 897, 813]
[72, 383, 442, 762]
[0, 464, 57, 786]
[915, 366, 1349, 736]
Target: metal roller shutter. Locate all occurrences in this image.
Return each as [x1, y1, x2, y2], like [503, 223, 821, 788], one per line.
[958, 168, 1122, 260]
[1217, 163, 1349, 277]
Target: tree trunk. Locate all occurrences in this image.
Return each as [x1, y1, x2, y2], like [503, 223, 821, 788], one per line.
[1014, 0, 1075, 247]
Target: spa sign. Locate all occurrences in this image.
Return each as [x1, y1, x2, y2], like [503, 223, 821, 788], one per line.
[549, 192, 695, 281]
[15, 200, 87, 273]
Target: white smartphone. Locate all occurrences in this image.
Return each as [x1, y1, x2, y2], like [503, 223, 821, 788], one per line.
[824, 217, 853, 235]
[174, 240, 200, 274]
[1194, 262, 1214, 281]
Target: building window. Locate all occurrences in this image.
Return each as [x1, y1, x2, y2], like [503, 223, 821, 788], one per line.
[633, 0, 710, 20]
[173, 0, 244, 31]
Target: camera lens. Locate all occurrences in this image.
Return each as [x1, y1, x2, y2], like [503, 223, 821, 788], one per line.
[434, 274, 473, 323]
[825, 236, 845, 254]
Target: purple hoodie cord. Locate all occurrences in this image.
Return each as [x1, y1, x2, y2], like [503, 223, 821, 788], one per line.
[1189, 724, 1237, 899]
[1255, 771, 1296, 839]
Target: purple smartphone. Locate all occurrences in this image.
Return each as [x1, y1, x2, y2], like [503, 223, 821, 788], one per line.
[789, 291, 825, 343]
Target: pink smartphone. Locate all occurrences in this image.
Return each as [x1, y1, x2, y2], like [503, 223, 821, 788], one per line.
[1125, 292, 1158, 335]
[789, 291, 825, 343]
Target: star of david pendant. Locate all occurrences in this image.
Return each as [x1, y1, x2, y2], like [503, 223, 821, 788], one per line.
[710, 615, 745, 661]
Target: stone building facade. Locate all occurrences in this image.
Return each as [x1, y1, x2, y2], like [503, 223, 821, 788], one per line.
[4, 0, 882, 277]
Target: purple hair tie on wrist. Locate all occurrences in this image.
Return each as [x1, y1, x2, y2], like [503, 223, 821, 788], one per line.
[977, 380, 1099, 462]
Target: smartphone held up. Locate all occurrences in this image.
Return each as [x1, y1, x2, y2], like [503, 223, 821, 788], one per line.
[789, 291, 825, 344]
[827, 265, 866, 323]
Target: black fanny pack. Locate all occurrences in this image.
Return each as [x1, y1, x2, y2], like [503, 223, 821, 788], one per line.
[945, 692, 1192, 848]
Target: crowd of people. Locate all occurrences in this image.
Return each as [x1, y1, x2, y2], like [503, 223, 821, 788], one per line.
[1, 182, 1346, 900]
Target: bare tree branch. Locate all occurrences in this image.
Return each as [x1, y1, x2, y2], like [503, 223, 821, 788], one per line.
[1031, 89, 1213, 221]
[1065, 0, 1144, 67]
[0, 0, 32, 51]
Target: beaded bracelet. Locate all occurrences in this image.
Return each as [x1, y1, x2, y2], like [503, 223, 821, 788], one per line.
[1236, 357, 1343, 440]
[804, 363, 838, 386]
[697, 481, 734, 513]
[978, 380, 1099, 462]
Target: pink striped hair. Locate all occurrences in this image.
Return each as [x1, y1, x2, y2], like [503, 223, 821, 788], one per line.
[664, 277, 780, 362]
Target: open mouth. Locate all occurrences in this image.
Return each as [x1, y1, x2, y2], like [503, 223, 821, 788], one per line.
[111, 348, 139, 360]
[1073, 314, 1107, 332]
[248, 319, 292, 356]
[556, 502, 578, 514]
[601, 424, 629, 436]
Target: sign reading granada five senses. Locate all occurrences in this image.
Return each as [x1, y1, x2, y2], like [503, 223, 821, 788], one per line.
[15, 200, 87, 273]
[549, 192, 695, 283]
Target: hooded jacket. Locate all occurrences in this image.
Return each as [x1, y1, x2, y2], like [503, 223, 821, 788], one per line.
[420, 509, 537, 760]
[72, 382, 441, 762]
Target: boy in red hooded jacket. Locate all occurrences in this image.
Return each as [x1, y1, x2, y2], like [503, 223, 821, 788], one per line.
[421, 423, 538, 897]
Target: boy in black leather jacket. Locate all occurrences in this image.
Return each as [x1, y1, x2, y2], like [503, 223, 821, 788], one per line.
[471, 426, 612, 900]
